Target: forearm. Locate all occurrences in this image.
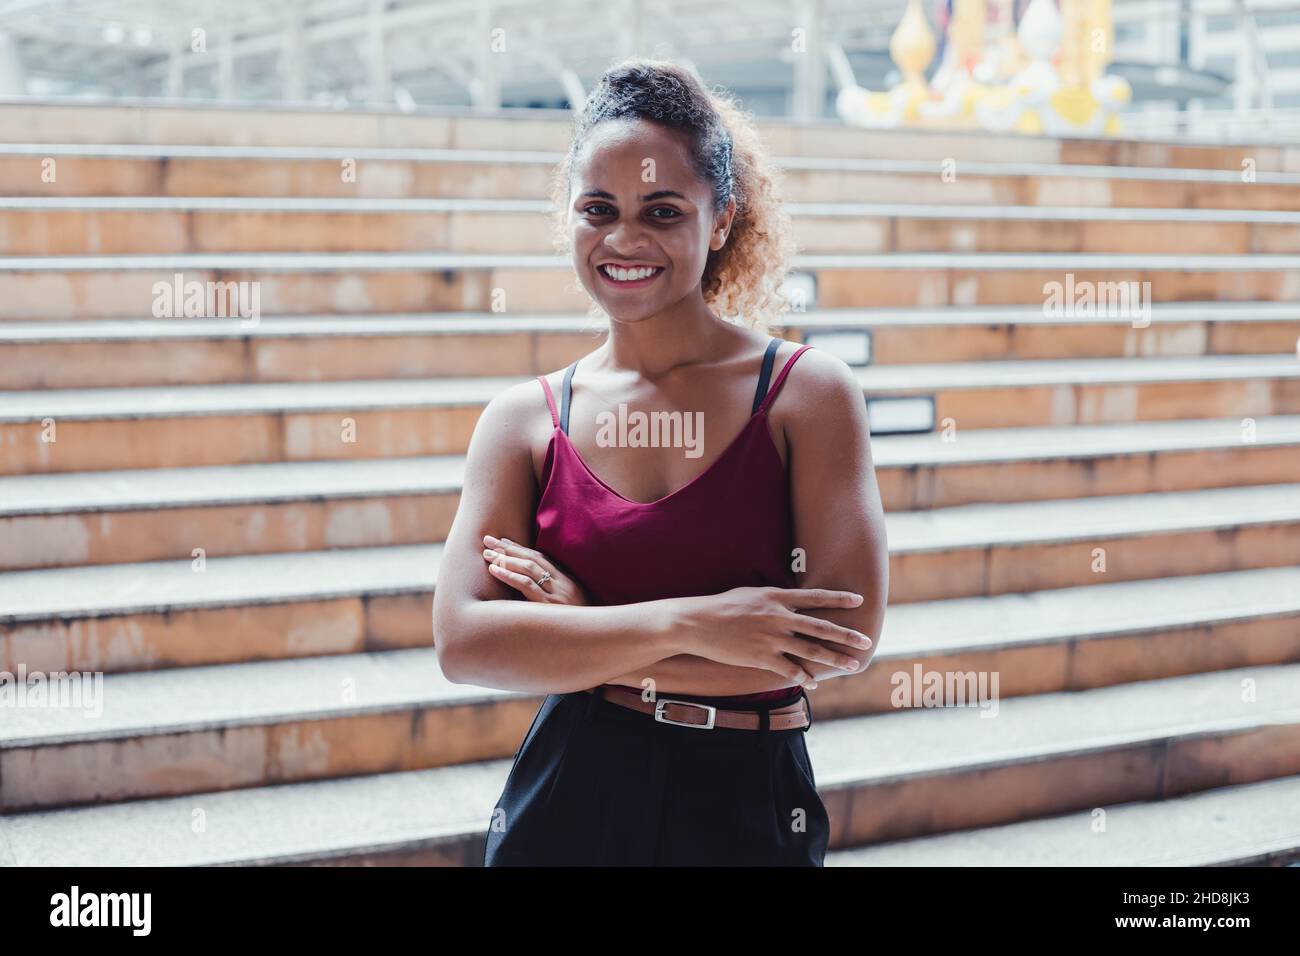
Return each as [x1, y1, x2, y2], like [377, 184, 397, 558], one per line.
[436, 596, 686, 694]
[607, 576, 887, 695]
[606, 644, 872, 697]
[788, 585, 885, 681]
[606, 654, 798, 697]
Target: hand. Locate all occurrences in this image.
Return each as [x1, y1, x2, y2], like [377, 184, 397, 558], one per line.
[482, 535, 589, 607]
[668, 586, 873, 687]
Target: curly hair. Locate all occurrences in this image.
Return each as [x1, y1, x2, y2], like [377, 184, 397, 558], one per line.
[548, 57, 796, 333]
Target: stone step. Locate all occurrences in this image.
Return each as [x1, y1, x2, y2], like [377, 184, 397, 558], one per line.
[0, 313, 600, 388]
[5, 251, 1300, 319]
[0, 456, 462, 571]
[826, 775, 1300, 866]
[3, 487, 1298, 673]
[4, 416, 1300, 571]
[3, 303, 1297, 388]
[2, 659, 1297, 858]
[3, 354, 1296, 473]
[6, 198, 1300, 255]
[4, 141, 1300, 209]
[3, 103, 1292, 166]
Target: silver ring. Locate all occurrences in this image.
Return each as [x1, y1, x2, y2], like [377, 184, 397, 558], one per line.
[535, 570, 553, 589]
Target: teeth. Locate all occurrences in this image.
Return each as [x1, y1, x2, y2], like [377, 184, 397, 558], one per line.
[601, 265, 660, 281]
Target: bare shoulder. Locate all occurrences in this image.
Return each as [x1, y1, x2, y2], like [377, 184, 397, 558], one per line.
[772, 341, 866, 432]
[467, 376, 552, 465]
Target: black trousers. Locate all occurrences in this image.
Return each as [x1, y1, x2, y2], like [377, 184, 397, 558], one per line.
[483, 686, 830, 866]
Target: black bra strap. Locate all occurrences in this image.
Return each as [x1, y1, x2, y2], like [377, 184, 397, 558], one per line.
[560, 361, 577, 435]
[751, 338, 782, 415]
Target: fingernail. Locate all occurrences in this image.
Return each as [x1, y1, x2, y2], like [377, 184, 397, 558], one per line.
[483, 549, 498, 558]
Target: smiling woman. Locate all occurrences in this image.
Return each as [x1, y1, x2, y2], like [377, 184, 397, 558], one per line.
[545, 61, 797, 331]
[430, 57, 889, 867]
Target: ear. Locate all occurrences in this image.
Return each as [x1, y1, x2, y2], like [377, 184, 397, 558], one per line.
[710, 194, 738, 252]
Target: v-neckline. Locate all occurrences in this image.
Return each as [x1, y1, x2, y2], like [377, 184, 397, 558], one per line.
[551, 408, 776, 508]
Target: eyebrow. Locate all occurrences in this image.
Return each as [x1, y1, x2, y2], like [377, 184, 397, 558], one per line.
[577, 189, 690, 203]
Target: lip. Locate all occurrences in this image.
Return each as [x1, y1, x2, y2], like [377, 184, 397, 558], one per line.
[595, 263, 666, 289]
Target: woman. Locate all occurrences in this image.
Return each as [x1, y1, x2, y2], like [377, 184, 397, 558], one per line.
[432, 58, 889, 866]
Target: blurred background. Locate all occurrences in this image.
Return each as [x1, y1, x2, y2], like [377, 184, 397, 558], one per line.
[0, 0, 1299, 140]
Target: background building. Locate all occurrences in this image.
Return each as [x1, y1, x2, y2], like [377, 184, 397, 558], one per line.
[0, 0, 1297, 140]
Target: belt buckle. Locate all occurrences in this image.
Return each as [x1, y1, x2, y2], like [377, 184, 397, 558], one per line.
[654, 697, 717, 729]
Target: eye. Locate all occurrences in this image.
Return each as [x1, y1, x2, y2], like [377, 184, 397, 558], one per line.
[648, 207, 682, 220]
[582, 203, 613, 216]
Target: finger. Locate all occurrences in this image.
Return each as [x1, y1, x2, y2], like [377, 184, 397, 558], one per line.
[484, 560, 530, 595]
[482, 550, 552, 589]
[485, 535, 563, 581]
[484, 535, 551, 567]
[783, 636, 862, 672]
[765, 656, 819, 688]
[486, 561, 548, 600]
[778, 588, 864, 611]
[780, 613, 873, 650]
[483, 534, 529, 556]
[787, 613, 873, 650]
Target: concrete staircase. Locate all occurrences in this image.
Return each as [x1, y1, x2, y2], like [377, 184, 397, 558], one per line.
[1, 103, 1298, 866]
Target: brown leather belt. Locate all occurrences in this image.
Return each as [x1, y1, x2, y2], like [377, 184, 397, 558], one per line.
[586, 684, 809, 731]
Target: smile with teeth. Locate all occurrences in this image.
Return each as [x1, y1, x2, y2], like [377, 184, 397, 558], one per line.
[599, 264, 664, 282]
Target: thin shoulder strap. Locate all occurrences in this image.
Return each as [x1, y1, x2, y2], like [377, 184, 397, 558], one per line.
[560, 361, 577, 435]
[757, 343, 813, 415]
[750, 338, 783, 415]
[538, 374, 561, 429]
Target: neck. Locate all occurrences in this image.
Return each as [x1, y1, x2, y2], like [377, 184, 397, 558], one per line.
[597, 289, 740, 379]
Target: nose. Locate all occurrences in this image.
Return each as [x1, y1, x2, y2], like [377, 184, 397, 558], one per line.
[602, 218, 650, 256]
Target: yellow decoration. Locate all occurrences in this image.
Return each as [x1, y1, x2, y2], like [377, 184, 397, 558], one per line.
[1085, 0, 1114, 83]
[836, 0, 1130, 137]
[1058, 0, 1089, 88]
[1015, 110, 1043, 134]
[890, 0, 937, 94]
[950, 0, 987, 71]
[1049, 86, 1100, 126]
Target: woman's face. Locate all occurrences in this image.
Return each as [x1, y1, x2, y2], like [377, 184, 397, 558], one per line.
[567, 118, 734, 323]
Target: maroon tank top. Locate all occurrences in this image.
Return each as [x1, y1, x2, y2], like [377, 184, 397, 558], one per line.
[534, 338, 813, 704]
